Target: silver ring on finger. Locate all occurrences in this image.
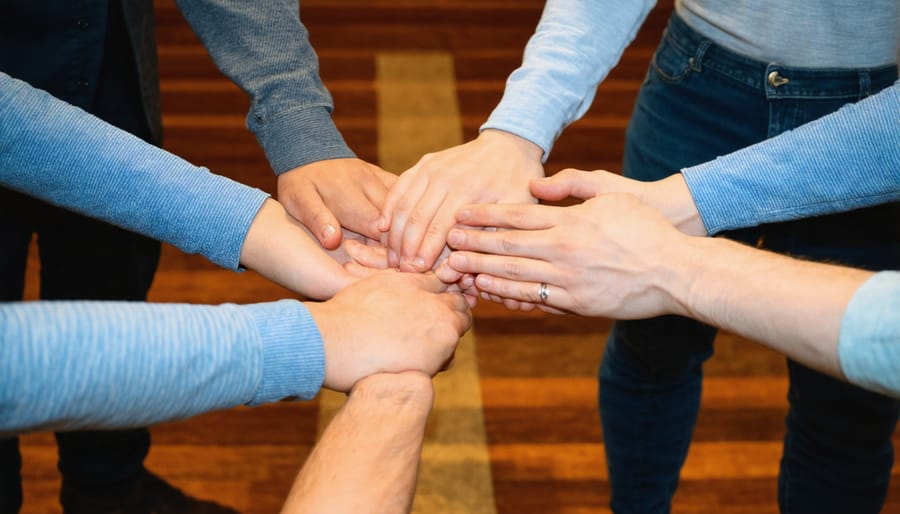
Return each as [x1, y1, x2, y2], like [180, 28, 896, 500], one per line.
[538, 282, 549, 304]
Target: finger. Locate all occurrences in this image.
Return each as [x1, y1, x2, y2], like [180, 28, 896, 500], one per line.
[474, 273, 572, 311]
[344, 239, 390, 269]
[409, 271, 452, 294]
[455, 203, 561, 230]
[434, 260, 464, 284]
[344, 261, 381, 279]
[447, 251, 559, 283]
[361, 173, 393, 236]
[387, 176, 429, 268]
[446, 227, 553, 261]
[284, 184, 342, 249]
[415, 208, 459, 273]
[379, 160, 422, 231]
[340, 195, 385, 242]
[398, 187, 448, 271]
[538, 304, 568, 315]
[532, 168, 621, 201]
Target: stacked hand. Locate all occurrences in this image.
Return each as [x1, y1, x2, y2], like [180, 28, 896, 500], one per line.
[306, 272, 472, 392]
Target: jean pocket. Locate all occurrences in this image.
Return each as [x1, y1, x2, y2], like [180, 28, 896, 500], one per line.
[650, 36, 693, 83]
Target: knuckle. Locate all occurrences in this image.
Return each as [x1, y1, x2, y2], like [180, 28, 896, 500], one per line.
[503, 260, 523, 279]
[499, 233, 518, 254]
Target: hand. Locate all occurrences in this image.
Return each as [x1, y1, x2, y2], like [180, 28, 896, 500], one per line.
[240, 199, 355, 300]
[379, 129, 545, 272]
[444, 194, 690, 318]
[305, 272, 472, 392]
[278, 158, 398, 249]
[534, 168, 706, 236]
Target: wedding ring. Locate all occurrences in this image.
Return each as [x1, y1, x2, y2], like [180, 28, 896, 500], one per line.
[538, 282, 549, 304]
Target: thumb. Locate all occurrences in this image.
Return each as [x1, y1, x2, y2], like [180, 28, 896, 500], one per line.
[284, 185, 343, 250]
[531, 168, 613, 201]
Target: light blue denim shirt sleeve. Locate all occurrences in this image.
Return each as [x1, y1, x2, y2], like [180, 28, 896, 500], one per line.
[482, 0, 656, 159]
[0, 72, 267, 271]
[174, 0, 355, 174]
[0, 300, 325, 436]
[837, 272, 900, 398]
[681, 82, 900, 235]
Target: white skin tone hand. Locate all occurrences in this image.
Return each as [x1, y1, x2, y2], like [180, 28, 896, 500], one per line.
[305, 272, 472, 392]
[278, 158, 398, 250]
[445, 191, 870, 383]
[444, 193, 686, 318]
[239, 199, 355, 300]
[342, 239, 480, 308]
[534, 168, 707, 236]
[379, 129, 545, 272]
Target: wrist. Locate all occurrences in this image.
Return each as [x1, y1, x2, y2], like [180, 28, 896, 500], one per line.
[653, 174, 707, 236]
[651, 233, 709, 319]
[478, 129, 544, 162]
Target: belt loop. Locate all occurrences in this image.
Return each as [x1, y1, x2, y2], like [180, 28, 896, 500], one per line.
[859, 70, 872, 98]
[690, 40, 711, 72]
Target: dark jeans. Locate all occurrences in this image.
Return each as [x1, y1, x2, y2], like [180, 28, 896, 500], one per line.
[599, 13, 900, 514]
[0, 2, 161, 512]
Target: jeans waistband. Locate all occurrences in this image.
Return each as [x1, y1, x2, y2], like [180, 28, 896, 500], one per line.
[664, 13, 899, 99]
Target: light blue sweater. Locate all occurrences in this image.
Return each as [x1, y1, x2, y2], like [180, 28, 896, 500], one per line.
[0, 72, 326, 436]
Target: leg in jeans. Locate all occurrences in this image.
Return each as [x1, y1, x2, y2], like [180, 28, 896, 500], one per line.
[762, 191, 900, 513]
[600, 18, 768, 513]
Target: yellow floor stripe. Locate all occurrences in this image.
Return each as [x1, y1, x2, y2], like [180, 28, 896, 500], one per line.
[317, 52, 497, 513]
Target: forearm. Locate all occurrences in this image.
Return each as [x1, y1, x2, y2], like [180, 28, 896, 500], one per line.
[0, 300, 324, 436]
[0, 72, 264, 270]
[666, 237, 872, 378]
[174, 0, 354, 172]
[281, 372, 434, 514]
[682, 82, 900, 235]
[482, 0, 655, 157]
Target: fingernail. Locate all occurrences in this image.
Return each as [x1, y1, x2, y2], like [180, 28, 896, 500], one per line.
[447, 229, 463, 246]
[475, 275, 491, 288]
[413, 257, 426, 270]
[457, 209, 471, 222]
[449, 253, 467, 268]
[376, 216, 387, 231]
[388, 249, 398, 265]
[322, 224, 336, 239]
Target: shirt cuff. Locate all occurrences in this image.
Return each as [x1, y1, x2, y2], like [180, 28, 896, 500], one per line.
[837, 271, 900, 398]
[243, 300, 325, 404]
[250, 105, 356, 175]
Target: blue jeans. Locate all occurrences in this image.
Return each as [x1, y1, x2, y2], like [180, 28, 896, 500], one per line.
[599, 13, 900, 514]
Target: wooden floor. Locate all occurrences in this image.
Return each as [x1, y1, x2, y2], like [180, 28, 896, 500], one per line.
[17, 1, 900, 513]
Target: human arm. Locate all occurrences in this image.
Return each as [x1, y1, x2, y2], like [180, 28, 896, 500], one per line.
[173, 0, 394, 247]
[0, 71, 357, 299]
[379, 0, 656, 271]
[1, 272, 470, 436]
[531, 82, 900, 236]
[444, 194, 900, 396]
[280, 372, 432, 514]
